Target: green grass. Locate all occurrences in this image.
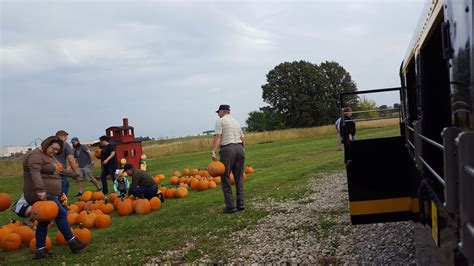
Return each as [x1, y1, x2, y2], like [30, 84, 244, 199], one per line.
[0, 124, 400, 264]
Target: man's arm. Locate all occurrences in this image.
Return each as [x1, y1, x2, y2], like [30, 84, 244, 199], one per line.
[67, 155, 79, 172]
[211, 134, 222, 160]
[103, 151, 116, 165]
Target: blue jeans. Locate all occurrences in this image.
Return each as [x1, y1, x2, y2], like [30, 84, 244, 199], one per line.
[61, 176, 69, 196]
[35, 195, 74, 250]
[130, 185, 158, 200]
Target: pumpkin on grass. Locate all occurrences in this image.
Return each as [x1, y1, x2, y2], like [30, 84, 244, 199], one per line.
[77, 211, 97, 229]
[31, 201, 59, 222]
[197, 180, 209, 192]
[73, 224, 92, 244]
[134, 199, 151, 215]
[149, 197, 161, 211]
[208, 180, 217, 189]
[100, 203, 114, 214]
[165, 188, 176, 198]
[80, 191, 93, 202]
[55, 231, 67, 245]
[0, 193, 12, 212]
[0, 227, 13, 242]
[92, 191, 105, 201]
[13, 225, 35, 246]
[94, 214, 111, 228]
[117, 199, 133, 216]
[245, 166, 254, 174]
[2, 233, 22, 251]
[108, 192, 118, 202]
[29, 236, 52, 253]
[94, 149, 102, 159]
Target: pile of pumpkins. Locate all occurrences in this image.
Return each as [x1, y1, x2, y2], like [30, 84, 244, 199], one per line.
[152, 161, 255, 198]
[0, 193, 92, 253]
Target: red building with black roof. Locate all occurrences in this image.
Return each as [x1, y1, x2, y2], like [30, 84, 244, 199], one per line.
[106, 118, 142, 169]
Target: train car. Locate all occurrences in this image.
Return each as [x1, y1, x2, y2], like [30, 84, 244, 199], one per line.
[340, 0, 473, 264]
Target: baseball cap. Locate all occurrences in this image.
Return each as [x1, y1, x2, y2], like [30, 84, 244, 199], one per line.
[215, 104, 230, 113]
[71, 137, 79, 142]
[55, 130, 68, 136]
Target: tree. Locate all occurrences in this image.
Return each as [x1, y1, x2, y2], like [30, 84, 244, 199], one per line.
[246, 107, 286, 132]
[356, 97, 378, 118]
[261, 60, 358, 128]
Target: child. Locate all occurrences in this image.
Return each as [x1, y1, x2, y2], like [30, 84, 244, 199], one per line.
[11, 194, 34, 227]
[114, 170, 130, 198]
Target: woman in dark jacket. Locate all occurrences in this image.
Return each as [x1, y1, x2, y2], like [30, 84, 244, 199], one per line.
[24, 136, 87, 259]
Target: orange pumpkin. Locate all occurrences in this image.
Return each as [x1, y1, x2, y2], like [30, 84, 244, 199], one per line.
[77, 211, 97, 229]
[91, 209, 103, 216]
[213, 176, 221, 185]
[159, 186, 167, 194]
[69, 204, 80, 213]
[191, 168, 199, 175]
[149, 197, 161, 211]
[208, 161, 225, 177]
[108, 193, 118, 203]
[29, 236, 52, 253]
[55, 231, 67, 245]
[245, 166, 254, 174]
[183, 168, 190, 176]
[0, 227, 13, 242]
[94, 149, 102, 159]
[157, 174, 165, 181]
[80, 191, 93, 202]
[100, 203, 114, 214]
[75, 201, 86, 212]
[170, 176, 179, 185]
[174, 187, 188, 198]
[92, 191, 105, 201]
[208, 180, 217, 189]
[13, 225, 35, 246]
[31, 201, 59, 222]
[190, 179, 199, 190]
[117, 199, 133, 216]
[178, 177, 186, 184]
[172, 170, 181, 177]
[0, 193, 12, 212]
[73, 224, 92, 244]
[153, 176, 161, 185]
[1, 233, 22, 251]
[134, 199, 151, 215]
[165, 188, 176, 198]
[94, 214, 111, 228]
[197, 180, 209, 192]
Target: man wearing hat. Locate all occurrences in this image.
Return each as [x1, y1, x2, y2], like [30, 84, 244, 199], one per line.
[55, 130, 79, 196]
[211, 104, 246, 213]
[122, 163, 157, 200]
[71, 137, 102, 195]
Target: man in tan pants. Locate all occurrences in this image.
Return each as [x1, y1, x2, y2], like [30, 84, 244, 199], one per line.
[211, 104, 245, 213]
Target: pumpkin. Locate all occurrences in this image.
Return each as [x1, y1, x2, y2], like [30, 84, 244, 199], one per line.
[0, 227, 13, 242]
[153, 176, 161, 185]
[183, 168, 190, 176]
[13, 225, 35, 246]
[208, 161, 225, 177]
[2, 220, 20, 231]
[165, 188, 176, 198]
[170, 176, 179, 185]
[92, 191, 105, 201]
[208, 180, 217, 189]
[55, 231, 67, 245]
[213, 176, 221, 185]
[245, 166, 254, 174]
[2, 233, 22, 251]
[0, 193, 12, 212]
[69, 204, 80, 213]
[157, 174, 165, 181]
[81, 191, 93, 202]
[191, 168, 199, 175]
[174, 187, 188, 198]
[197, 180, 209, 192]
[91, 209, 103, 216]
[190, 179, 200, 190]
[94, 214, 111, 228]
[230, 173, 235, 185]
[117, 199, 133, 216]
[75, 201, 86, 212]
[172, 170, 181, 177]
[134, 199, 151, 215]
[29, 236, 52, 253]
[149, 197, 161, 211]
[73, 224, 92, 244]
[31, 201, 59, 222]
[94, 149, 102, 159]
[179, 183, 189, 189]
[77, 211, 97, 229]
[100, 203, 114, 214]
[85, 201, 100, 211]
[67, 211, 79, 225]
[159, 186, 167, 194]
[108, 193, 118, 203]
[178, 177, 186, 184]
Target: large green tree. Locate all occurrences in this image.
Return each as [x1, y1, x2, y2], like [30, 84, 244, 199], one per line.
[259, 60, 357, 128]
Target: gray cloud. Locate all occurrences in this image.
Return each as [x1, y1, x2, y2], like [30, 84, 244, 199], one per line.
[1, 0, 424, 146]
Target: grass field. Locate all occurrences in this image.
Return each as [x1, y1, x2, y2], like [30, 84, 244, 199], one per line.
[0, 123, 400, 264]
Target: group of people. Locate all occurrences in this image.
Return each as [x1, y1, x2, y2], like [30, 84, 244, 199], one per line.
[17, 104, 249, 260]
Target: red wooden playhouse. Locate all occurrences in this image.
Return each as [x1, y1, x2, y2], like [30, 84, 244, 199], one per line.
[106, 118, 142, 169]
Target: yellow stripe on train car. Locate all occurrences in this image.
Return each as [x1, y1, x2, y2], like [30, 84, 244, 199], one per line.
[350, 197, 419, 215]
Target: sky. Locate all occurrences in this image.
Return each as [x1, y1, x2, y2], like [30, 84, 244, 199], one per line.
[1, 0, 426, 147]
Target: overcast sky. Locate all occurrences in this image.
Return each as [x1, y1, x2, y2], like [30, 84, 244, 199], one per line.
[1, 0, 426, 147]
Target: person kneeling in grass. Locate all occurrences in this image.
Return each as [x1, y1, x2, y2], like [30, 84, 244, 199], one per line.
[122, 163, 158, 200]
[113, 170, 130, 198]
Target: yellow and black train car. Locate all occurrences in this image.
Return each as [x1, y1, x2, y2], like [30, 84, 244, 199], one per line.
[340, 0, 473, 264]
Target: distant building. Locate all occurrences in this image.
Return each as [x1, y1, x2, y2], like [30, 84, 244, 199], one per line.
[202, 130, 215, 135]
[0, 146, 31, 157]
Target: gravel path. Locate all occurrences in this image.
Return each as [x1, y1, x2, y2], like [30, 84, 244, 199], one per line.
[149, 172, 417, 264]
